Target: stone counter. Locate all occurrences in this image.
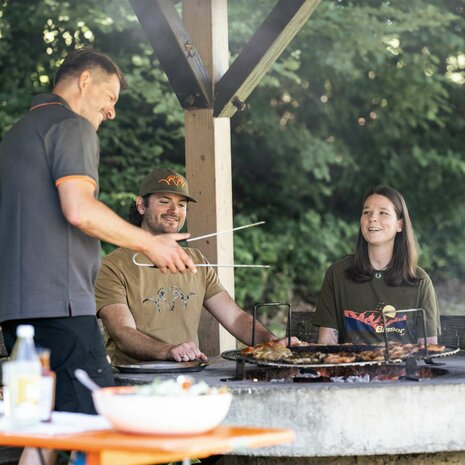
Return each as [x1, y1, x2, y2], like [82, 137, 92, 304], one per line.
[115, 354, 465, 459]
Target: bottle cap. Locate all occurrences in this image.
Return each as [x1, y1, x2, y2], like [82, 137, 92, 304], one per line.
[16, 325, 35, 338]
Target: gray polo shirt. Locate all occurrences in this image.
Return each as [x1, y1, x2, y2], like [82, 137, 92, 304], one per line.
[0, 93, 101, 322]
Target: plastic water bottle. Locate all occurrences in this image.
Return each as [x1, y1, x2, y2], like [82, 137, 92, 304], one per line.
[2, 325, 41, 428]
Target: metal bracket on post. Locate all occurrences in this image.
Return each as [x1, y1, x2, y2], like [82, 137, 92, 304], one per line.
[235, 359, 246, 379]
[405, 356, 419, 380]
[220, 356, 248, 382]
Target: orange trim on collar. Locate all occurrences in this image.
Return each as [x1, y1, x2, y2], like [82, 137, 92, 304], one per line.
[30, 102, 66, 111]
[55, 175, 97, 189]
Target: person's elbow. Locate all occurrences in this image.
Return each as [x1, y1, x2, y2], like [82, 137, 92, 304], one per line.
[61, 198, 95, 230]
[57, 181, 96, 229]
[104, 324, 130, 352]
[114, 336, 131, 353]
[62, 204, 84, 228]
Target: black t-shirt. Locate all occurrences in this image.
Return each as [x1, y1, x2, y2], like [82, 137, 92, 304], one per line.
[313, 256, 440, 344]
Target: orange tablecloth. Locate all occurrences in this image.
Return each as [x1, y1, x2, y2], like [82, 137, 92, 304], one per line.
[0, 425, 295, 465]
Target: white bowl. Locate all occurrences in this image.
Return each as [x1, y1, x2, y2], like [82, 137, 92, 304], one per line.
[92, 386, 233, 435]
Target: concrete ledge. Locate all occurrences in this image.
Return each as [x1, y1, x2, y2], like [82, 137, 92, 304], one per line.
[222, 382, 461, 457]
[115, 355, 465, 458]
[222, 452, 465, 465]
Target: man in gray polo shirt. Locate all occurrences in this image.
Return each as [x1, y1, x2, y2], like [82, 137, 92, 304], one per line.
[0, 48, 197, 425]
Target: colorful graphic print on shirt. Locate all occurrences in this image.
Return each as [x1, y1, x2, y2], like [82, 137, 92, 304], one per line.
[343, 308, 412, 344]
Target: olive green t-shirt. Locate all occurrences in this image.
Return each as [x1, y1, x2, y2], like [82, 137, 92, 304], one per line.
[95, 247, 225, 364]
[313, 256, 440, 344]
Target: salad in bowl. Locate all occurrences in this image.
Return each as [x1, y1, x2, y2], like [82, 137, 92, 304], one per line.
[92, 376, 232, 435]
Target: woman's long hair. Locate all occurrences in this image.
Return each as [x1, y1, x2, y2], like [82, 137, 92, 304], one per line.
[347, 186, 421, 286]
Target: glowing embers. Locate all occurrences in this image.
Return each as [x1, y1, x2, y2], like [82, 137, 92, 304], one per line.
[241, 364, 448, 383]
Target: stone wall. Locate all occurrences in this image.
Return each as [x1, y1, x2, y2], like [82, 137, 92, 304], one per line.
[222, 452, 465, 465]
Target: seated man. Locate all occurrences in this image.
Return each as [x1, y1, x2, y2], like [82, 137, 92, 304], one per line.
[95, 168, 295, 364]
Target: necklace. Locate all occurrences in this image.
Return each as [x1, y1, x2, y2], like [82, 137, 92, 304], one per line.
[371, 263, 389, 279]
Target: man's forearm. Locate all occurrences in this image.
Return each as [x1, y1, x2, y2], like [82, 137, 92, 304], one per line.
[112, 327, 174, 361]
[57, 181, 195, 273]
[254, 320, 280, 344]
[227, 312, 277, 346]
[205, 292, 281, 346]
[65, 193, 157, 252]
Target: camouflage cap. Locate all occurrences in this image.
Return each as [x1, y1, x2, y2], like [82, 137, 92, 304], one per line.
[138, 168, 197, 203]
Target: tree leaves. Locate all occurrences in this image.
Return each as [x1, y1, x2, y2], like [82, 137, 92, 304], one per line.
[1, 0, 464, 307]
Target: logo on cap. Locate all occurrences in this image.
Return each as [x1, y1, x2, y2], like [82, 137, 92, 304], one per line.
[159, 175, 187, 188]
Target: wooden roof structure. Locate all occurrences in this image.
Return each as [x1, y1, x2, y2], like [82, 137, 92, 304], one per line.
[130, 0, 321, 354]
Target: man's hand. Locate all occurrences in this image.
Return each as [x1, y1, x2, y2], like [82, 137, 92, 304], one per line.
[57, 180, 198, 275]
[145, 233, 197, 274]
[170, 341, 208, 362]
[274, 336, 301, 347]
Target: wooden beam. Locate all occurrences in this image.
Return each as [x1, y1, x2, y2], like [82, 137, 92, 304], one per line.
[183, 0, 236, 356]
[214, 0, 321, 117]
[129, 0, 212, 109]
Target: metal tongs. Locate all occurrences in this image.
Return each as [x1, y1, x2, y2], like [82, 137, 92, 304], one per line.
[132, 221, 270, 269]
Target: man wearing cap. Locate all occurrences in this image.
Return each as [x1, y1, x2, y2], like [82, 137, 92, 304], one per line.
[95, 168, 294, 364]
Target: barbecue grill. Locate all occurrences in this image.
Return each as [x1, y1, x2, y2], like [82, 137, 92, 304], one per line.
[114, 304, 465, 461]
[223, 302, 459, 382]
[222, 344, 458, 382]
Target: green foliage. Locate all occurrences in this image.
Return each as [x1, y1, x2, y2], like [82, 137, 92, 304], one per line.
[1, 0, 465, 310]
[234, 212, 358, 307]
[0, 0, 185, 197]
[231, 0, 465, 304]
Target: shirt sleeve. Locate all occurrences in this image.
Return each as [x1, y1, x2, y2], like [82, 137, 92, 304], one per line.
[313, 265, 339, 329]
[418, 272, 441, 338]
[95, 257, 129, 313]
[45, 116, 99, 189]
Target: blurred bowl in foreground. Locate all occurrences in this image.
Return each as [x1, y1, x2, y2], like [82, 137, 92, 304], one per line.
[92, 385, 233, 435]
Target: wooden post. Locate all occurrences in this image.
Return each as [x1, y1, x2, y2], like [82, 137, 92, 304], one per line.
[183, 0, 236, 355]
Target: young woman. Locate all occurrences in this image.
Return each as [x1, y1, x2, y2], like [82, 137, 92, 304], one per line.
[313, 186, 440, 345]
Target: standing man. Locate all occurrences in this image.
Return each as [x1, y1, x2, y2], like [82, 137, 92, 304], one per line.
[0, 48, 197, 418]
[96, 168, 297, 365]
